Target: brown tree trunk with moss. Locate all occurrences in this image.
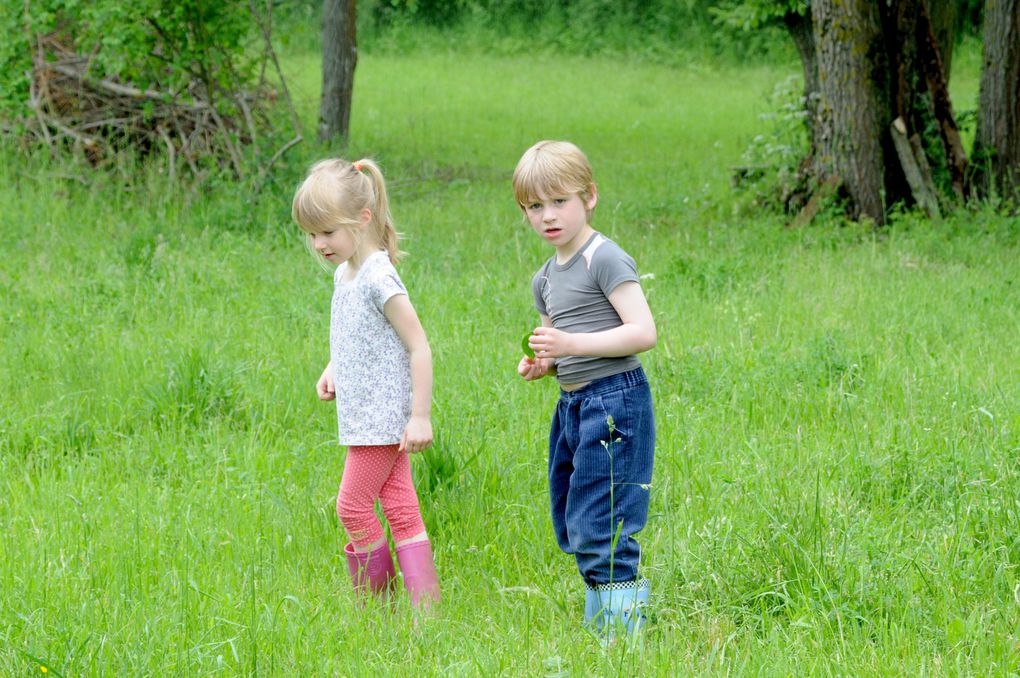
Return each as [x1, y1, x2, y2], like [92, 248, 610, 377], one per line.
[785, 0, 964, 223]
[318, 0, 357, 144]
[971, 0, 1020, 203]
[812, 0, 888, 223]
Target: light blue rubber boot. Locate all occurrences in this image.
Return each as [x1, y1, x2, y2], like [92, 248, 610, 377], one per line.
[584, 588, 601, 625]
[585, 579, 650, 642]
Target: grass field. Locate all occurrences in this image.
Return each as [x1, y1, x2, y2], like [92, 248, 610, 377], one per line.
[2, 42, 1019, 676]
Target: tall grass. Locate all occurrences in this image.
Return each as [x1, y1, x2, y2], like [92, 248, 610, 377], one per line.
[2, 41, 1018, 675]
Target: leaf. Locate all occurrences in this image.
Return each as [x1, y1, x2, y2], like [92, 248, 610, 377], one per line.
[521, 333, 535, 359]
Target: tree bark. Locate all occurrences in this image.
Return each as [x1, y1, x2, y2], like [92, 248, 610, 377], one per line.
[972, 0, 1020, 202]
[318, 0, 357, 144]
[878, 0, 915, 206]
[813, 0, 888, 223]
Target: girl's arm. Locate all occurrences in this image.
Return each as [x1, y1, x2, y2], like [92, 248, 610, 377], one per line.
[384, 294, 433, 453]
[519, 314, 555, 380]
[317, 361, 336, 400]
[527, 282, 656, 359]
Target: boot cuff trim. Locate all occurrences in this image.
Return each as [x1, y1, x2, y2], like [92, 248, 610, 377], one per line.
[585, 578, 650, 593]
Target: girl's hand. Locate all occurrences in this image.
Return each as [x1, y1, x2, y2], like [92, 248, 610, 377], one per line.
[316, 363, 336, 401]
[517, 355, 552, 381]
[400, 415, 433, 454]
[528, 326, 574, 359]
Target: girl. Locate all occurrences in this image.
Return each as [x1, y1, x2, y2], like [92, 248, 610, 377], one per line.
[292, 158, 440, 609]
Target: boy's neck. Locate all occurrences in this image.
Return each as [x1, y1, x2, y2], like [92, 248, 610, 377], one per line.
[554, 225, 596, 263]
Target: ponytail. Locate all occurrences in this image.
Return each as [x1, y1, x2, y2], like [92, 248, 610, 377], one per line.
[355, 158, 404, 265]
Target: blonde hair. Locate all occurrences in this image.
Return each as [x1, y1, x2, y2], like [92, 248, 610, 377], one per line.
[512, 140, 596, 220]
[291, 157, 402, 265]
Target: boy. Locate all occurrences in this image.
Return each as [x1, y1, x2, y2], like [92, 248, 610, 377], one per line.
[514, 140, 657, 640]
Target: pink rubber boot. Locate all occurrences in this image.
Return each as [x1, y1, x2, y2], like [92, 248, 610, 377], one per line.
[344, 542, 396, 596]
[395, 540, 440, 608]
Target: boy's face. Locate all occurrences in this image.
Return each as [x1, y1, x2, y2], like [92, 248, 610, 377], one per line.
[522, 188, 597, 257]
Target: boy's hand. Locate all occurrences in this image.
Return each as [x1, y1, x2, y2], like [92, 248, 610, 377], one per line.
[316, 363, 336, 401]
[518, 355, 552, 381]
[400, 415, 433, 453]
[527, 326, 574, 359]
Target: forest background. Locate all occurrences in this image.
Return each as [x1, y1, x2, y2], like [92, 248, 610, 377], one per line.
[2, 1, 1019, 675]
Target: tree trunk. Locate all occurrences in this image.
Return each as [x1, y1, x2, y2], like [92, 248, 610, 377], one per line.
[878, 0, 915, 206]
[813, 0, 888, 223]
[318, 0, 357, 144]
[782, 0, 971, 223]
[972, 0, 1020, 202]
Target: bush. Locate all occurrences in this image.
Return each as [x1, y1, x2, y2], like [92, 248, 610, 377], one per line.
[0, 0, 297, 182]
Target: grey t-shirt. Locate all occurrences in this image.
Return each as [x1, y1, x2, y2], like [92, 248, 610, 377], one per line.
[531, 232, 642, 385]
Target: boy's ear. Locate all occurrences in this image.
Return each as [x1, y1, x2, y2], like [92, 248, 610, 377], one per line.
[586, 183, 599, 211]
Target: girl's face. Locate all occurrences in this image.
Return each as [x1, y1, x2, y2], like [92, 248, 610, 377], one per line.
[311, 226, 359, 266]
[522, 188, 597, 259]
[310, 208, 373, 267]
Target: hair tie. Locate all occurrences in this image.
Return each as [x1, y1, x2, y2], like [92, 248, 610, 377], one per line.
[353, 162, 364, 172]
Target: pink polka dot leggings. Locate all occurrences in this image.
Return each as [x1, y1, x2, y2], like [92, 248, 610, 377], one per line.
[336, 444, 426, 549]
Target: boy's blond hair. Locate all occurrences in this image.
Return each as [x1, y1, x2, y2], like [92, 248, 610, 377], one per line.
[512, 140, 596, 220]
[292, 157, 402, 265]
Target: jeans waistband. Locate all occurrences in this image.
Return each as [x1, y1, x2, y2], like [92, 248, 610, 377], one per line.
[558, 366, 647, 402]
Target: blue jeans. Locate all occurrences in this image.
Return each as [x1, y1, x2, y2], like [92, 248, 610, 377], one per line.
[548, 367, 655, 588]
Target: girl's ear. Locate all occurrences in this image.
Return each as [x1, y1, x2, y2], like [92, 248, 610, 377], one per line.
[586, 183, 599, 211]
[358, 208, 373, 228]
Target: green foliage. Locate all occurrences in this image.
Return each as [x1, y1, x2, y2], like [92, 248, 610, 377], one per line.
[269, 0, 324, 52]
[709, 0, 806, 32]
[709, 0, 984, 40]
[732, 74, 811, 212]
[0, 0, 261, 127]
[359, 0, 793, 61]
[0, 4, 38, 117]
[956, 0, 985, 37]
[372, 0, 471, 27]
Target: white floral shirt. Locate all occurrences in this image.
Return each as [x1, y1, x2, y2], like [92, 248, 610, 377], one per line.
[329, 251, 411, 445]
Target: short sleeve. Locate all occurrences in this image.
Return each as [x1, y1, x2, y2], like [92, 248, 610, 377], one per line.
[371, 272, 406, 312]
[592, 244, 638, 295]
[532, 260, 552, 315]
[366, 258, 407, 312]
[532, 274, 547, 315]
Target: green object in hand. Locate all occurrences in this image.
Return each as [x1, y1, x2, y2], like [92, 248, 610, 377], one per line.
[521, 333, 535, 359]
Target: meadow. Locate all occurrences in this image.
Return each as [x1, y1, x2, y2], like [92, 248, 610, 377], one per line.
[2, 39, 1019, 676]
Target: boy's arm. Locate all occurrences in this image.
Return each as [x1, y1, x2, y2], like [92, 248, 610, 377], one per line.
[528, 282, 656, 358]
[384, 294, 433, 453]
